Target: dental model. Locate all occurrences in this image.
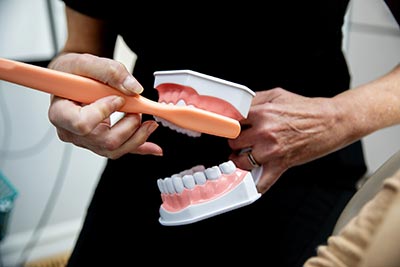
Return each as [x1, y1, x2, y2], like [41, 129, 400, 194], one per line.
[151, 71, 261, 225]
[153, 70, 255, 137]
[158, 160, 261, 226]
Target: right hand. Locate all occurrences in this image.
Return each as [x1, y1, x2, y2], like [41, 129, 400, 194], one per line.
[228, 88, 349, 194]
[47, 53, 163, 159]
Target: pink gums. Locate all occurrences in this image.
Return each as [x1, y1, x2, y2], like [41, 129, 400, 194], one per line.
[155, 83, 244, 121]
[160, 168, 249, 212]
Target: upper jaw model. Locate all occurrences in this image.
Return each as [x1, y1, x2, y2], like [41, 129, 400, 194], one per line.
[153, 70, 255, 137]
[153, 70, 261, 226]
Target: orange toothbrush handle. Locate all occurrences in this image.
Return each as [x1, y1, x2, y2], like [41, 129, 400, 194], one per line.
[0, 58, 241, 139]
[0, 57, 149, 112]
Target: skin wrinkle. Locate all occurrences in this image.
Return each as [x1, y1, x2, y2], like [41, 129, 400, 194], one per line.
[74, 106, 106, 135]
[71, 54, 89, 76]
[102, 60, 126, 88]
[279, 108, 337, 161]
[244, 89, 359, 183]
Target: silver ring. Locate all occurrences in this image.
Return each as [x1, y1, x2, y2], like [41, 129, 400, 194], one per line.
[247, 151, 261, 168]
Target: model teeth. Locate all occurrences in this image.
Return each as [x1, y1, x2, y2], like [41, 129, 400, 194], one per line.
[193, 172, 206, 185]
[164, 177, 175, 194]
[204, 166, 221, 180]
[157, 165, 206, 194]
[172, 176, 185, 193]
[157, 179, 166, 194]
[219, 160, 236, 174]
[157, 160, 238, 194]
[182, 175, 196, 189]
[153, 100, 202, 138]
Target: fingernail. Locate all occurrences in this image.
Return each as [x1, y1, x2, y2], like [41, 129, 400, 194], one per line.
[147, 121, 159, 133]
[112, 96, 125, 107]
[122, 76, 144, 94]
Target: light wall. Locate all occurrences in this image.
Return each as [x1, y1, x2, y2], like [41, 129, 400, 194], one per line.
[345, 0, 400, 173]
[0, 0, 106, 266]
[0, 0, 399, 266]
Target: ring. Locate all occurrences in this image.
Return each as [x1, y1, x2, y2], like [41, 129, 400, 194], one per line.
[247, 151, 261, 168]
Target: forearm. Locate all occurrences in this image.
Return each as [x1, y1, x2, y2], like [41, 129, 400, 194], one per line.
[54, 6, 117, 61]
[332, 64, 400, 145]
[47, 6, 132, 93]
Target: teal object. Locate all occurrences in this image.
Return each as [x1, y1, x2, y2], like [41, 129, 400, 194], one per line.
[0, 171, 18, 241]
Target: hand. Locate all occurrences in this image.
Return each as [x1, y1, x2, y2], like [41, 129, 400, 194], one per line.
[228, 88, 347, 194]
[48, 53, 163, 159]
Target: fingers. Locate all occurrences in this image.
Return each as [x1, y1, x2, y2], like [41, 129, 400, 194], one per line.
[49, 95, 125, 135]
[49, 94, 162, 158]
[246, 150, 261, 168]
[229, 147, 286, 194]
[251, 88, 287, 105]
[56, 114, 162, 159]
[228, 147, 286, 194]
[79, 54, 143, 95]
[114, 119, 162, 157]
[47, 53, 161, 159]
[255, 164, 285, 194]
[229, 147, 261, 171]
[228, 88, 292, 193]
[50, 53, 143, 95]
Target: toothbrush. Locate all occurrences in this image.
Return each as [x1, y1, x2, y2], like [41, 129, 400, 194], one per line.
[0, 58, 241, 139]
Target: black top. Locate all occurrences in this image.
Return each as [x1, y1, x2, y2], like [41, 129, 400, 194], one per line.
[385, 0, 400, 24]
[61, 1, 368, 266]
[62, 0, 365, 181]
[64, 1, 351, 96]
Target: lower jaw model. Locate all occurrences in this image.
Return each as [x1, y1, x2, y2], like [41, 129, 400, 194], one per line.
[153, 70, 261, 226]
[157, 160, 261, 226]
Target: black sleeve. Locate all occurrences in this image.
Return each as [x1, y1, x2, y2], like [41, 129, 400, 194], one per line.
[62, 0, 114, 19]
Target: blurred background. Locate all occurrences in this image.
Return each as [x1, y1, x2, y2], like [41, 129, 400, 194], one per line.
[0, 0, 399, 266]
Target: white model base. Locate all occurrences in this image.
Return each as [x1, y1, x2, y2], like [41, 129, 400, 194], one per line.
[159, 172, 261, 226]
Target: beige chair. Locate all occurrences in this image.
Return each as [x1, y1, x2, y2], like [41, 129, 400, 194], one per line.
[333, 149, 400, 235]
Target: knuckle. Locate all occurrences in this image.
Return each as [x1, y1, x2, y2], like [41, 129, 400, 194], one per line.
[57, 130, 71, 142]
[107, 62, 126, 82]
[71, 120, 93, 135]
[101, 136, 120, 151]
